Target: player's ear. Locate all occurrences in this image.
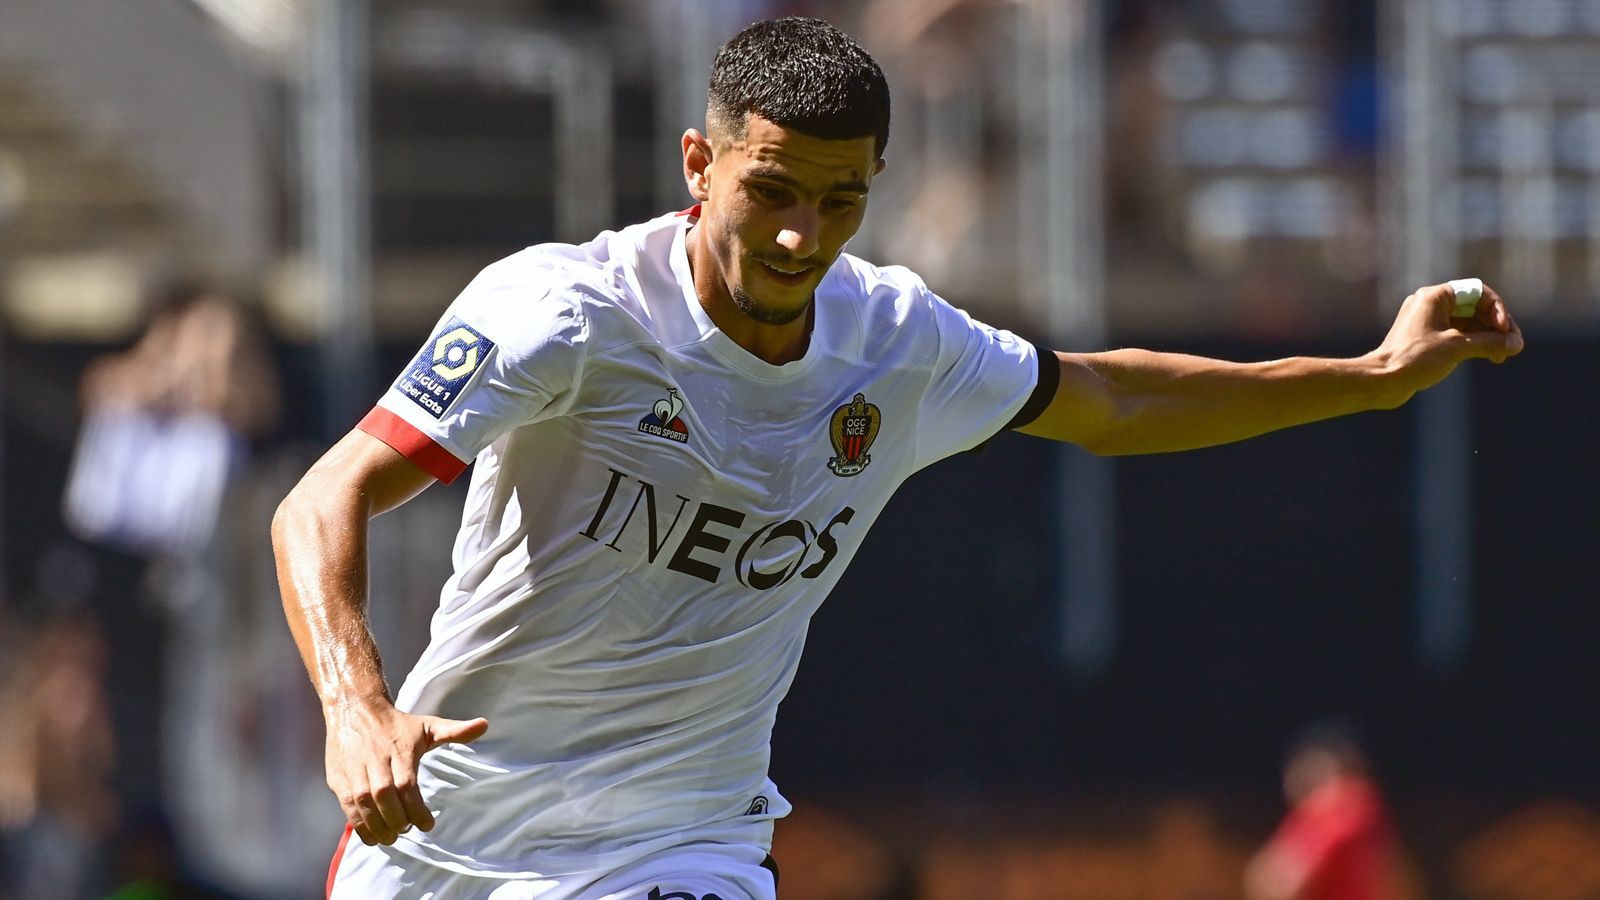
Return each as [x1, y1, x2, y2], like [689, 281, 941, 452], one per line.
[682, 129, 712, 203]
[874, 157, 886, 176]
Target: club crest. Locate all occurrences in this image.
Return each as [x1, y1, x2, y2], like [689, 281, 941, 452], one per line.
[827, 393, 880, 477]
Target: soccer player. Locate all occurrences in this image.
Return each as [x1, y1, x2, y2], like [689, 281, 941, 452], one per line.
[275, 16, 1522, 899]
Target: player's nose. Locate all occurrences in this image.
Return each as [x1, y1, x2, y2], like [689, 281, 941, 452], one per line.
[774, 210, 820, 258]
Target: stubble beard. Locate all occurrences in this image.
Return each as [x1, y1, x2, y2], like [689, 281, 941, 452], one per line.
[732, 284, 810, 326]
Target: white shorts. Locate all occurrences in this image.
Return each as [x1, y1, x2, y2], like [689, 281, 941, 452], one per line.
[326, 827, 778, 900]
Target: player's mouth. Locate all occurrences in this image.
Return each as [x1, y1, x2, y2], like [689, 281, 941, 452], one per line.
[756, 260, 816, 287]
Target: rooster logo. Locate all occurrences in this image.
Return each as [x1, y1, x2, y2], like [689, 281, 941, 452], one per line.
[637, 388, 689, 443]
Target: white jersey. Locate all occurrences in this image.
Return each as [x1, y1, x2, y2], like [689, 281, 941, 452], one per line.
[357, 208, 1047, 878]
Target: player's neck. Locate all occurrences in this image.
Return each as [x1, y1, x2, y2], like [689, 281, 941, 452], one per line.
[686, 225, 812, 366]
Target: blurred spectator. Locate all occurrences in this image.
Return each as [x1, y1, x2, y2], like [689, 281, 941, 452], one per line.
[842, 0, 1026, 302]
[64, 282, 279, 559]
[0, 613, 118, 899]
[50, 281, 282, 860]
[857, 0, 1018, 100]
[1245, 723, 1401, 900]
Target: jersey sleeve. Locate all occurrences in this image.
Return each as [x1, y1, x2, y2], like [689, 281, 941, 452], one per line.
[911, 284, 1053, 470]
[360, 256, 589, 484]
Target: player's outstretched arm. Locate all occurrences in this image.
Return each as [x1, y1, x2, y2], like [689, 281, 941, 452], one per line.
[272, 430, 489, 847]
[1018, 281, 1523, 455]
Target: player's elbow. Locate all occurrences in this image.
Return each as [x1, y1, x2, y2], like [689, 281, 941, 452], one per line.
[270, 484, 312, 558]
[1022, 412, 1140, 456]
[1025, 355, 1151, 455]
[1068, 397, 1155, 456]
[271, 473, 341, 557]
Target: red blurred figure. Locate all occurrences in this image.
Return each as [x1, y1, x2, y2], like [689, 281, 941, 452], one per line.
[1246, 726, 1401, 900]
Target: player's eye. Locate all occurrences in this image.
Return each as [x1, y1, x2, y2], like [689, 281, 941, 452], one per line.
[749, 183, 788, 204]
[824, 196, 860, 213]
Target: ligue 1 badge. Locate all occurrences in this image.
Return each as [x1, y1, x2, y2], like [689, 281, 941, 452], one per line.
[827, 393, 880, 477]
[394, 316, 496, 419]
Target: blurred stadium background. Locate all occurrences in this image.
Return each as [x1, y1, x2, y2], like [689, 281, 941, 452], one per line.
[0, 0, 1596, 897]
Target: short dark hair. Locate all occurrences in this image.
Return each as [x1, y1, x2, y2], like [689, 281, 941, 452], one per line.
[707, 17, 891, 158]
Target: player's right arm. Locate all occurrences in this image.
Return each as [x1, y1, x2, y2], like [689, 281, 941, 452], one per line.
[272, 429, 489, 847]
[1018, 282, 1522, 454]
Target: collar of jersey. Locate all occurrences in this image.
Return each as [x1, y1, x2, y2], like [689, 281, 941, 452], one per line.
[670, 212, 826, 382]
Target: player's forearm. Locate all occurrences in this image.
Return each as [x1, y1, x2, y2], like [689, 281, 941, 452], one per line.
[1050, 348, 1410, 456]
[272, 479, 392, 714]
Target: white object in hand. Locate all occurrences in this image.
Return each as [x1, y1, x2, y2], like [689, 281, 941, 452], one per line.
[1448, 277, 1483, 318]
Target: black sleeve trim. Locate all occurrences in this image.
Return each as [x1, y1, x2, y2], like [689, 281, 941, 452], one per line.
[965, 342, 1061, 455]
[1004, 341, 1061, 431]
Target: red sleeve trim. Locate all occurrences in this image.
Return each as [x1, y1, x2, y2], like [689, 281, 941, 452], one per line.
[358, 407, 470, 485]
[326, 824, 353, 898]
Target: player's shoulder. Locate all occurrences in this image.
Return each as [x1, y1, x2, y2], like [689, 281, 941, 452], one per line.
[830, 252, 942, 327]
[832, 251, 929, 296]
[473, 241, 624, 313]
[445, 248, 593, 354]
[827, 253, 969, 366]
[460, 216, 678, 343]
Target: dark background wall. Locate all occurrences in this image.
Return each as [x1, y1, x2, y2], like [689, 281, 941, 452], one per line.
[768, 334, 1600, 800]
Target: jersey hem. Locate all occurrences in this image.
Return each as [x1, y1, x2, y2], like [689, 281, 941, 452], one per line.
[382, 818, 777, 880]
